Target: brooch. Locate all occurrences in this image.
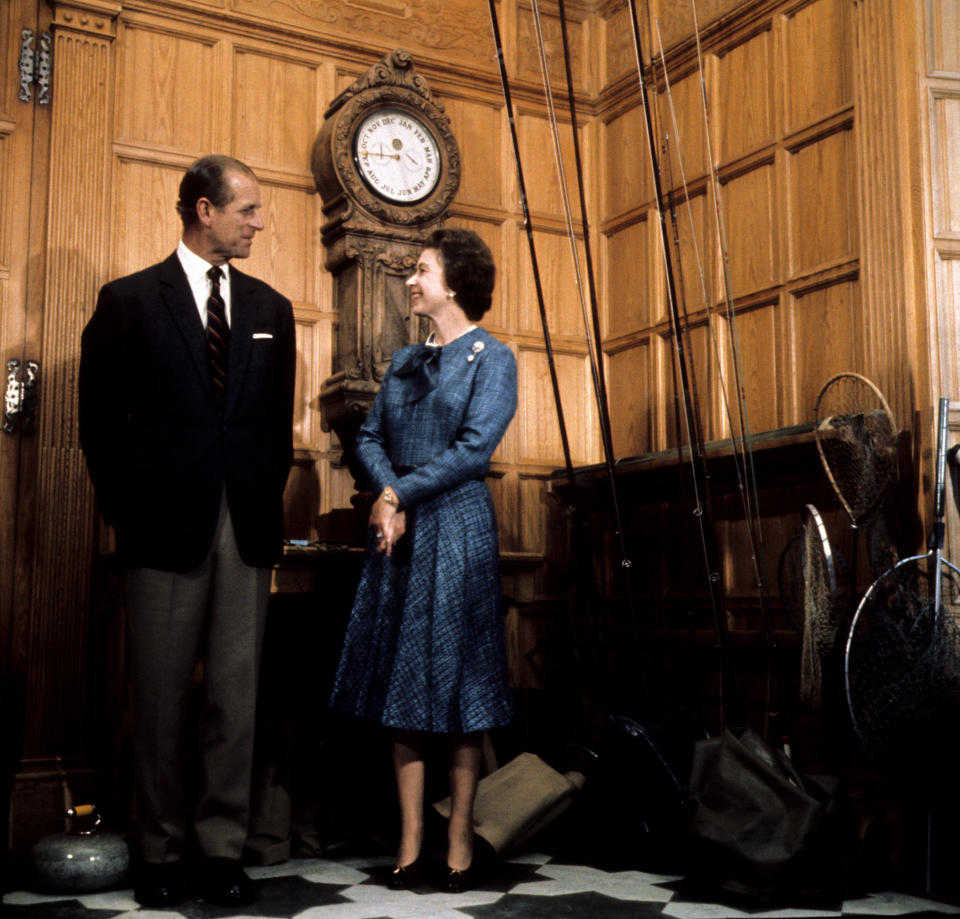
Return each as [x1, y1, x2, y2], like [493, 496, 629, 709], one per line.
[466, 340, 485, 363]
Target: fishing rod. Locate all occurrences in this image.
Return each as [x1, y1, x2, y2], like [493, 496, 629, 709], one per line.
[529, 0, 638, 639]
[626, 0, 731, 725]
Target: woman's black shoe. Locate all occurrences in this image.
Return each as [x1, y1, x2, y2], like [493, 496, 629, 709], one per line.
[387, 859, 422, 890]
[444, 863, 474, 893]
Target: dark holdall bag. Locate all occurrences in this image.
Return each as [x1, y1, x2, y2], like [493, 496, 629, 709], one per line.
[686, 728, 841, 902]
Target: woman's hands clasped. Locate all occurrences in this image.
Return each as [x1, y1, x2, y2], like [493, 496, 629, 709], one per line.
[371, 487, 406, 556]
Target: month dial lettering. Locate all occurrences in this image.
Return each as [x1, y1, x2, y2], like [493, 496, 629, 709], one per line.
[353, 107, 441, 204]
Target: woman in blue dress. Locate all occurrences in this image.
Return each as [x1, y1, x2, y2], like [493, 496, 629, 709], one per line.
[329, 227, 517, 892]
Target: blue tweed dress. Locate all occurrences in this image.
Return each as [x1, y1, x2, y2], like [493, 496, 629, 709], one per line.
[329, 327, 517, 733]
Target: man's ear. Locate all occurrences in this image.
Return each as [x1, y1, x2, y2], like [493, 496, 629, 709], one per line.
[195, 196, 215, 227]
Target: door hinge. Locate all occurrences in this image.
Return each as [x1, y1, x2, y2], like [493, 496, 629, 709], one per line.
[19, 29, 52, 105]
[3, 358, 40, 435]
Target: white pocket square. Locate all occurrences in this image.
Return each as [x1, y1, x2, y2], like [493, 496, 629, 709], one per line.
[252, 332, 274, 340]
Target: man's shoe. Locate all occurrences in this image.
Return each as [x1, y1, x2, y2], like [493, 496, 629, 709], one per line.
[200, 857, 257, 907]
[133, 861, 187, 908]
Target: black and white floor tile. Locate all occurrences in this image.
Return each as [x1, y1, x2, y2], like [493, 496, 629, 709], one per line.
[5, 852, 960, 919]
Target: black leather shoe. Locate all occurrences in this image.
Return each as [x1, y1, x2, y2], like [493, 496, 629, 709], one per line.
[134, 862, 187, 908]
[444, 863, 474, 893]
[387, 858, 422, 890]
[200, 857, 257, 907]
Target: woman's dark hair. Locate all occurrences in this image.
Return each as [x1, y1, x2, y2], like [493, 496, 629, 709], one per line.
[424, 227, 496, 321]
[176, 154, 255, 228]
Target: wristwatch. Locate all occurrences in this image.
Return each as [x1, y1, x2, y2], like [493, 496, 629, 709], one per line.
[383, 487, 403, 510]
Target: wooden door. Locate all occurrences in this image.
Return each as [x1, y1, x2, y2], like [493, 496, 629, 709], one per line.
[1, 0, 53, 853]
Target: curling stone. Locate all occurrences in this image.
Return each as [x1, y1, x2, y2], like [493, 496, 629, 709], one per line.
[31, 805, 130, 894]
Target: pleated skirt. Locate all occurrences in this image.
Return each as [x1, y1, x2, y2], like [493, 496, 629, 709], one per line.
[329, 479, 513, 733]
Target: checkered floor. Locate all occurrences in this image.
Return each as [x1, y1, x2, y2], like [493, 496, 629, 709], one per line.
[5, 852, 960, 919]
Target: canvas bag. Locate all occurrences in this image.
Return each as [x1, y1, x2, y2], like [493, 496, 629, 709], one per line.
[434, 752, 585, 855]
[686, 728, 841, 901]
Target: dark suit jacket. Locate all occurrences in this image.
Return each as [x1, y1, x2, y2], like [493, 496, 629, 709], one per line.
[79, 252, 296, 572]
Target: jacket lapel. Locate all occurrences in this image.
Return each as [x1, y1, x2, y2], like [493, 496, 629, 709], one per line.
[158, 253, 214, 402]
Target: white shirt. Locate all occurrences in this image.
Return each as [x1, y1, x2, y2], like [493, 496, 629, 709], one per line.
[177, 240, 232, 328]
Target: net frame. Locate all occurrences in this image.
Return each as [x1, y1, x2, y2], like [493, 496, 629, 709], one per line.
[843, 553, 960, 765]
[813, 372, 897, 529]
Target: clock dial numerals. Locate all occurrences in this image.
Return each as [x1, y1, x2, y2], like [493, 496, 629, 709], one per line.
[354, 108, 441, 203]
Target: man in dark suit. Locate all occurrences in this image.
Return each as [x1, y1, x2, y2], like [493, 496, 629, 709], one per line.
[79, 154, 296, 908]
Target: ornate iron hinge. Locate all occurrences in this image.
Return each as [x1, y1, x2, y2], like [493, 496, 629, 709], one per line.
[19, 29, 52, 105]
[3, 358, 40, 435]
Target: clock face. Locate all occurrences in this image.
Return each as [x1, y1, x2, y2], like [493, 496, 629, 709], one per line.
[353, 107, 441, 204]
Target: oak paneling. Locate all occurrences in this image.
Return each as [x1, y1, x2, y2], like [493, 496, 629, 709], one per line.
[789, 128, 856, 274]
[721, 161, 779, 296]
[517, 109, 580, 221]
[670, 188, 713, 314]
[607, 340, 653, 457]
[928, 0, 960, 74]
[719, 302, 780, 433]
[930, 92, 960, 238]
[516, 3, 589, 93]
[782, 0, 851, 132]
[603, 105, 651, 219]
[605, 216, 656, 336]
[233, 48, 321, 175]
[242, 181, 319, 303]
[442, 97, 506, 212]
[517, 345, 597, 467]
[116, 24, 219, 154]
[292, 308, 329, 452]
[110, 159, 181, 277]
[717, 27, 775, 163]
[656, 68, 707, 187]
[518, 228, 588, 338]
[787, 279, 858, 425]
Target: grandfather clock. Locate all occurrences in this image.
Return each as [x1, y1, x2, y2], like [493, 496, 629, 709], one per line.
[312, 49, 461, 490]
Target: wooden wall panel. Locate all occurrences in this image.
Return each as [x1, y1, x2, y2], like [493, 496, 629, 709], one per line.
[657, 320, 715, 447]
[110, 159, 181, 277]
[116, 24, 218, 154]
[722, 162, 779, 296]
[518, 229, 587, 337]
[789, 128, 856, 274]
[607, 341, 653, 457]
[516, 3, 590, 92]
[232, 48, 321, 175]
[517, 346, 597, 466]
[517, 109, 579, 219]
[716, 27, 775, 162]
[721, 303, 780, 433]
[518, 472, 549, 558]
[928, 0, 960, 73]
[443, 97, 506, 212]
[605, 216, 656, 336]
[241, 181, 318, 303]
[930, 92, 960, 237]
[0, 130, 11, 271]
[782, 0, 851, 131]
[603, 106, 650, 218]
[787, 280, 858, 424]
[670, 189, 713, 313]
[292, 309, 328, 452]
[656, 70, 707, 185]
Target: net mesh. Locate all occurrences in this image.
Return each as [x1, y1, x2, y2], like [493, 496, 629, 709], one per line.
[777, 533, 804, 633]
[814, 374, 897, 527]
[800, 507, 841, 707]
[845, 556, 960, 786]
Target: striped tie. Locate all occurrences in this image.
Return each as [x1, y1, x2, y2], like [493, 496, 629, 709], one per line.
[206, 266, 229, 412]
